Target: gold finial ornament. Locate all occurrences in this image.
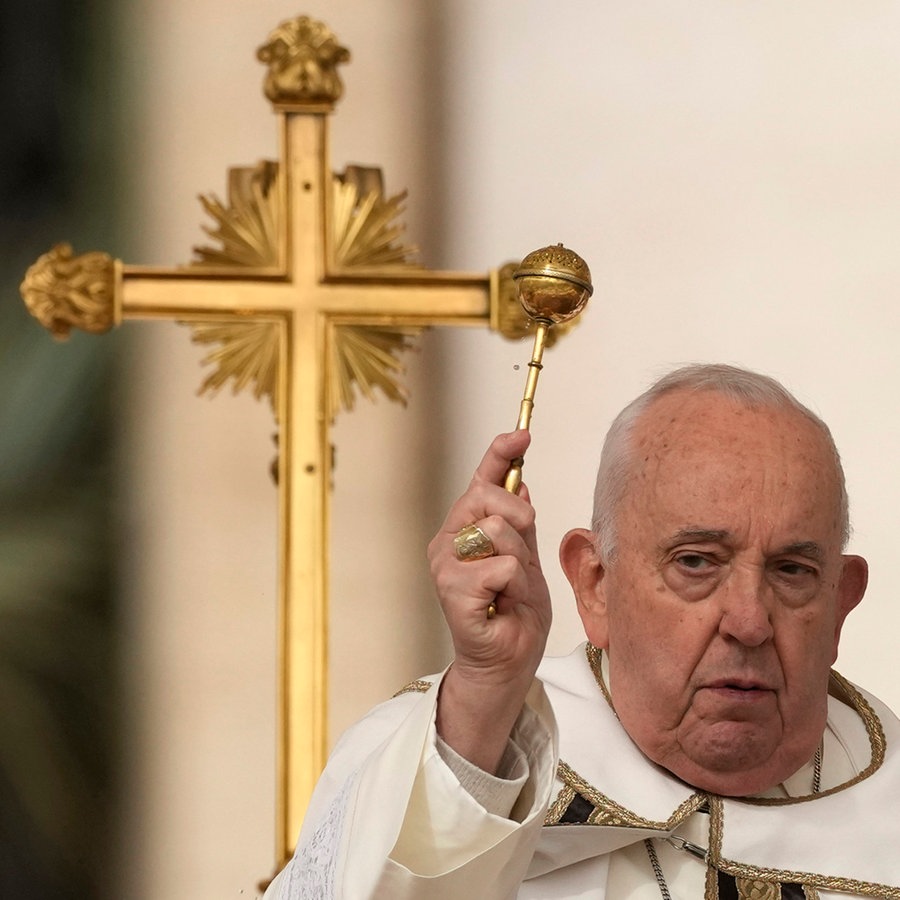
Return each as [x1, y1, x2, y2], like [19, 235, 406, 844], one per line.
[257, 15, 350, 107]
[20, 242, 121, 340]
[514, 243, 592, 324]
[503, 243, 593, 493]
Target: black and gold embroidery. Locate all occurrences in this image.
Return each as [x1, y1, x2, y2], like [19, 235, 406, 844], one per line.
[545, 759, 707, 829]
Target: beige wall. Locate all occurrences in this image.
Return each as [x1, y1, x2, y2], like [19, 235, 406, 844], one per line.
[114, 3, 900, 897]
[427, 3, 900, 690]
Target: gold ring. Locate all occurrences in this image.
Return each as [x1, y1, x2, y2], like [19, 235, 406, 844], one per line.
[453, 523, 496, 562]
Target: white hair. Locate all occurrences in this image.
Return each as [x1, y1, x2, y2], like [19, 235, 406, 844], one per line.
[591, 363, 851, 560]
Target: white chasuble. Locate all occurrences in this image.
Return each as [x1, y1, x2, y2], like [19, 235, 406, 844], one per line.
[266, 645, 900, 899]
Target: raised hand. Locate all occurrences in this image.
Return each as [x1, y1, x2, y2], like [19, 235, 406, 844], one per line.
[428, 430, 552, 774]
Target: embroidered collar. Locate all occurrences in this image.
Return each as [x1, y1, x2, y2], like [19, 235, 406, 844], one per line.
[583, 642, 886, 804]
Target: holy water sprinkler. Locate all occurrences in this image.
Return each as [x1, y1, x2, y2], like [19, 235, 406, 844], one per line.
[504, 243, 593, 493]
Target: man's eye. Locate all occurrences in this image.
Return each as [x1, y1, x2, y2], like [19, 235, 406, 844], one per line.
[777, 561, 815, 577]
[675, 554, 711, 571]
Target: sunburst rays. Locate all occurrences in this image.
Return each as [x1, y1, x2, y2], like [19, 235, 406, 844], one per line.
[186, 163, 423, 417]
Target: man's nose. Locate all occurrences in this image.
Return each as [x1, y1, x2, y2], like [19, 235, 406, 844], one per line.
[717, 567, 774, 647]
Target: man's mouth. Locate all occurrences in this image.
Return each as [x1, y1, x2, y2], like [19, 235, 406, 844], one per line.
[708, 678, 769, 692]
[691, 680, 778, 721]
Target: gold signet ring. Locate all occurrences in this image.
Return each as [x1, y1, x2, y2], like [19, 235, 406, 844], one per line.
[453, 523, 496, 562]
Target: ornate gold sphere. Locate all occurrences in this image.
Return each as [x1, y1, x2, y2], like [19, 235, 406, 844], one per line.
[512, 243, 592, 325]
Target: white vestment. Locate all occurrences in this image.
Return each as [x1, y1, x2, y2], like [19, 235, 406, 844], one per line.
[265, 645, 900, 899]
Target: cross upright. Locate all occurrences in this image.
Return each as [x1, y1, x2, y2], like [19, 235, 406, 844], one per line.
[20, 14, 548, 865]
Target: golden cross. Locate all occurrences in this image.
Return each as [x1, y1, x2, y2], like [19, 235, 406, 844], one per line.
[20, 14, 549, 865]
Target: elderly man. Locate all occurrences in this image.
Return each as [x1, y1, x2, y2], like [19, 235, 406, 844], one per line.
[268, 364, 900, 898]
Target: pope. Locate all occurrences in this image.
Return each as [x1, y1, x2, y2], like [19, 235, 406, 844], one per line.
[266, 363, 899, 899]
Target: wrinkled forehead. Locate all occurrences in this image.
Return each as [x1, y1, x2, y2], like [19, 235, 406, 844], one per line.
[629, 389, 843, 513]
[635, 389, 827, 453]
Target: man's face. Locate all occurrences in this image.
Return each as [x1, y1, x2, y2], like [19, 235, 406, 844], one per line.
[569, 390, 867, 796]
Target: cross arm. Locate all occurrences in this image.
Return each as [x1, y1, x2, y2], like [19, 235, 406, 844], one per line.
[19, 244, 526, 338]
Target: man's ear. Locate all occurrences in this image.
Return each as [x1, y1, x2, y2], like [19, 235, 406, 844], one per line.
[559, 528, 609, 649]
[831, 554, 868, 660]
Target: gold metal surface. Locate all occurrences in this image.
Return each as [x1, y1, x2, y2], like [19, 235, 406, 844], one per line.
[503, 244, 592, 492]
[193, 161, 282, 269]
[190, 321, 281, 406]
[186, 159, 425, 417]
[333, 171, 420, 268]
[18, 15, 585, 868]
[257, 15, 350, 107]
[20, 243, 122, 339]
[453, 523, 496, 561]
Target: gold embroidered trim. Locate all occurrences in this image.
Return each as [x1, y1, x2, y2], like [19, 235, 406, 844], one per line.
[545, 784, 577, 825]
[585, 643, 615, 712]
[586, 643, 896, 895]
[704, 862, 718, 900]
[738, 670, 886, 808]
[391, 679, 432, 698]
[725, 865, 900, 899]
[735, 877, 780, 899]
[587, 644, 886, 808]
[708, 795, 900, 899]
[545, 759, 707, 828]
